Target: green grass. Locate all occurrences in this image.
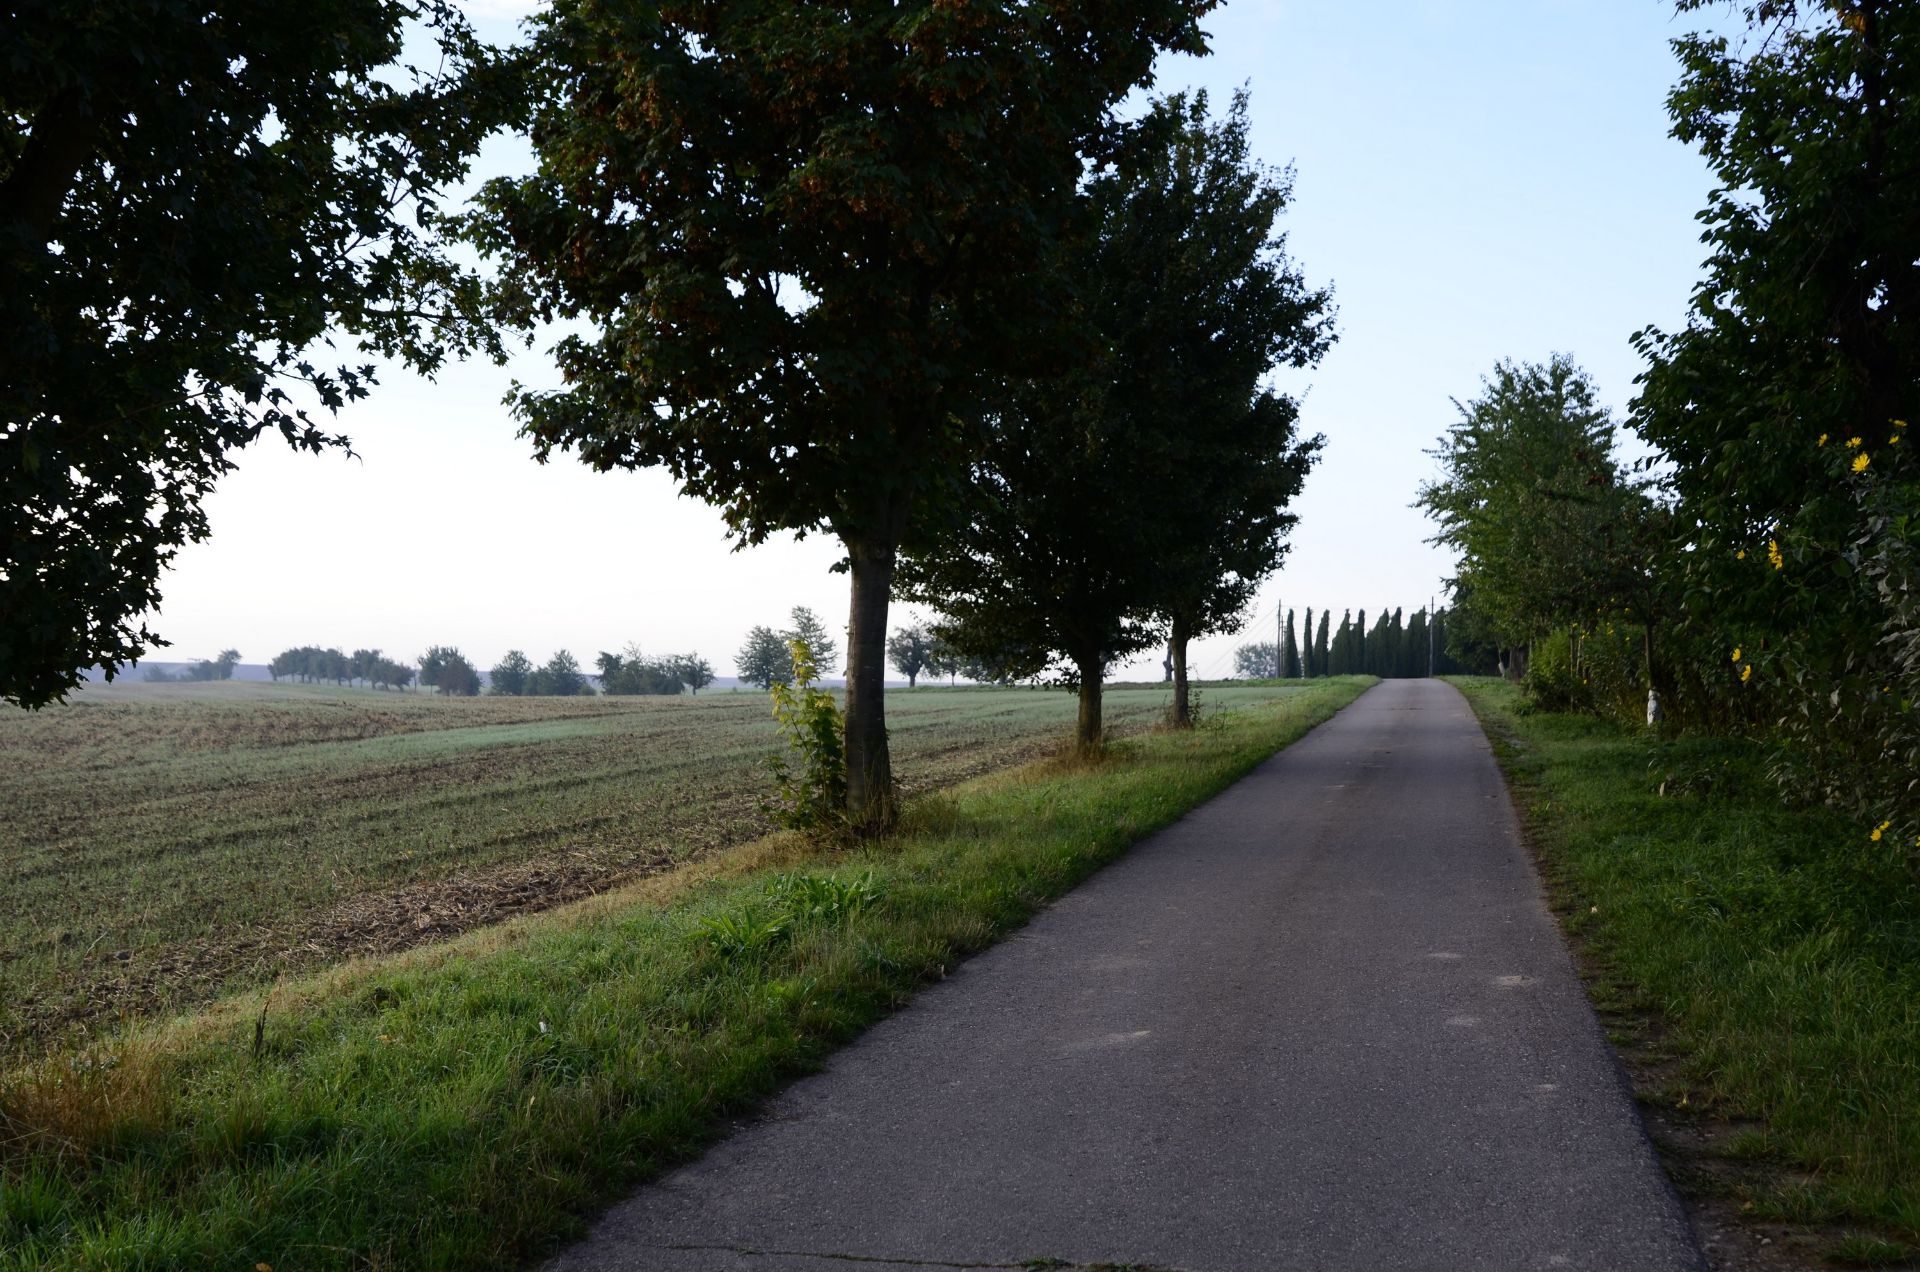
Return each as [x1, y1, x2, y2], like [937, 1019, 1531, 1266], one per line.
[0, 678, 1372, 1270]
[1452, 678, 1920, 1247]
[0, 679, 1293, 1058]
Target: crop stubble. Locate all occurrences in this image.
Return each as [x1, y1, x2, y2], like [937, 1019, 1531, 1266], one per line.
[0, 680, 1296, 1057]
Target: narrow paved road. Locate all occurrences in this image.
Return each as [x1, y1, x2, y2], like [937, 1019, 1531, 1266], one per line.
[549, 679, 1704, 1272]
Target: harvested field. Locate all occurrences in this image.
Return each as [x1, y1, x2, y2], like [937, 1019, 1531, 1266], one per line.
[0, 679, 1300, 1058]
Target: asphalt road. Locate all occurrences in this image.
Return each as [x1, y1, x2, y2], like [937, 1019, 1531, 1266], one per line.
[548, 678, 1705, 1272]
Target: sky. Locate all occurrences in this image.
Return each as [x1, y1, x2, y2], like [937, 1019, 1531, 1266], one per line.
[147, 0, 1720, 682]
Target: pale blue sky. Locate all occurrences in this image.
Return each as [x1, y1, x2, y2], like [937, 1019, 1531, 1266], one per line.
[152, 0, 1719, 681]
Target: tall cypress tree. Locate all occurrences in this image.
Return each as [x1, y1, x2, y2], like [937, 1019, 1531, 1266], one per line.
[1283, 609, 1301, 678]
[1301, 606, 1315, 677]
[1315, 609, 1332, 676]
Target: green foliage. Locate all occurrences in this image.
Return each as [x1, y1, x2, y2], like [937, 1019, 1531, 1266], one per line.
[886, 624, 935, 688]
[417, 646, 478, 697]
[525, 649, 585, 697]
[468, 0, 1213, 826]
[765, 640, 847, 837]
[1418, 356, 1658, 674]
[1519, 628, 1591, 715]
[597, 648, 686, 697]
[900, 90, 1328, 744]
[1234, 641, 1280, 679]
[272, 646, 412, 689]
[1632, 2, 1919, 838]
[765, 872, 883, 928]
[1, 0, 525, 709]
[489, 650, 533, 697]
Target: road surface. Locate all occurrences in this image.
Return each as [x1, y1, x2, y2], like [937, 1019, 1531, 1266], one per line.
[548, 678, 1704, 1272]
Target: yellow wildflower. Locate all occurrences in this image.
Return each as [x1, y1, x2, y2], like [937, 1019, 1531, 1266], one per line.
[1768, 540, 1783, 569]
[1847, 436, 1864, 448]
[1740, 664, 1752, 683]
[1871, 820, 1890, 842]
[1895, 419, 1909, 430]
[1818, 433, 1829, 446]
[1853, 452, 1871, 473]
[1731, 647, 1742, 662]
[1736, 549, 1747, 560]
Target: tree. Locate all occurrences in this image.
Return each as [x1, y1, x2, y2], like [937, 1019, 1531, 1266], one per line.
[1, 1, 524, 709]
[672, 654, 715, 696]
[528, 649, 585, 697]
[491, 650, 533, 696]
[1314, 610, 1331, 675]
[887, 624, 935, 689]
[926, 632, 963, 687]
[1283, 609, 1302, 678]
[1233, 642, 1279, 679]
[470, 0, 1212, 830]
[736, 627, 792, 692]
[1417, 356, 1653, 684]
[418, 646, 475, 696]
[898, 90, 1328, 748]
[1634, 0, 1919, 825]
[1074, 91, 1329, 728]
[439, 654, 480, 697]
[1301, 607, 1315, 677]
[785, 608, 838, 677]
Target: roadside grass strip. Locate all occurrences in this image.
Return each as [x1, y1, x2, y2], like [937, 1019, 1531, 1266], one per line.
[0, 678, 1371, 1270]
[1454, 678, 1920, 1255]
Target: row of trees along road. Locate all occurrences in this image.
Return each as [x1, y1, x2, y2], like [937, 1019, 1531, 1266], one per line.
[7, 2, 1332, 837]
[1419, 1, 1919, 845]
[1233, 606, 1490, 680]
[895, 91, 1331, 752]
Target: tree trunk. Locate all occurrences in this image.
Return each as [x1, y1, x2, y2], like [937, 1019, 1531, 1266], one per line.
[843, 536, 897, 834]
[1170, 616, 1192, 728]
[1075, 655, 1104, 753]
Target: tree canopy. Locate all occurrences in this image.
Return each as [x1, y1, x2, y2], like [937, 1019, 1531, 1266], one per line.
[1, 0, 523, 708]
[899, 90, 1328, 746]
[469, 0, 1213, 828]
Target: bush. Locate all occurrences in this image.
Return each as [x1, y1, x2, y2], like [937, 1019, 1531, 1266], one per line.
[765, 638, 846, 836]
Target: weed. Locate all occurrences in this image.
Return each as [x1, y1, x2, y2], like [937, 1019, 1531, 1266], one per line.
[1829, 1232, 1912, 1267]
[765, 639, 847, 837]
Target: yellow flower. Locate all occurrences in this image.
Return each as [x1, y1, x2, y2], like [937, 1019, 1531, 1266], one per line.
[1853, 452, 1871, 473]
[1818, 433, 1829, 446]
[1731, 647, 1742, 662]
[1768, 539, 1783, 569]
[1847, 436, 1864, 448]
[1870, 820, 1890, 842]
[1891, 434, 1902, 445]
[1895, 419, 1909, 430]
[1736, 549, 1747, 560]
[1740, 664, 1752, 683]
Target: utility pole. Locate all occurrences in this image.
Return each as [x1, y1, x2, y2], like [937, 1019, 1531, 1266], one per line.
[1428, 595, 1436, 678]
[1276, 598, 1284, 679]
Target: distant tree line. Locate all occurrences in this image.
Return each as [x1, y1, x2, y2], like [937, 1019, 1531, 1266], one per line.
[142, 649, 243, 683]
[264, 644, 716, 698]
[1233, 608, 1488, 680]
[269, 647, 416, 689]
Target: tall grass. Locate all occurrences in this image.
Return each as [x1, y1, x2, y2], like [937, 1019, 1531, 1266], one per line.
[1454, 678, 1920, 1247]
[0, 679, 1371, 1270]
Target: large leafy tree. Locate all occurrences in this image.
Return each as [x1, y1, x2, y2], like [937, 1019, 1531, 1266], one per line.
[1634, 1, 1918, 823]
[899, 91, 1327, 746]
[1, 0, 523, 708]
[1419, 356, 1654, 680]
[470, 0, 1212, 829]
[1108, 92, 1330, 726]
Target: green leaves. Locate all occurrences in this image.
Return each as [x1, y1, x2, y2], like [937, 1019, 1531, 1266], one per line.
[2, 0, 528, 708]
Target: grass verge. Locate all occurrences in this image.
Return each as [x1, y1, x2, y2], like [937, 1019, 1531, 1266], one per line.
[0, 677, 1372, 1270]
[1453, 678, 1920, 1265]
